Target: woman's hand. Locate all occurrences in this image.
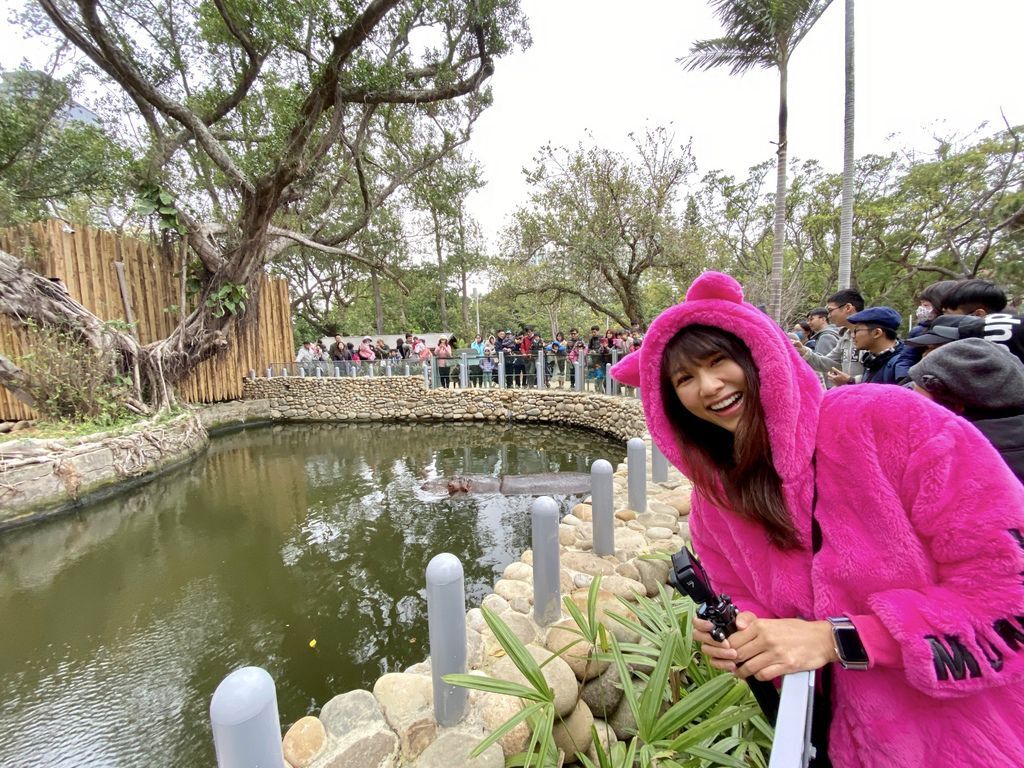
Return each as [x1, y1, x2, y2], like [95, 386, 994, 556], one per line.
[693, 617, 740, 673]
[728, 613, 838, 681]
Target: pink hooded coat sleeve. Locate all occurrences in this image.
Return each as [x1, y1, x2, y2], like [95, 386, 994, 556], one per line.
[831, 392, 1024, 698]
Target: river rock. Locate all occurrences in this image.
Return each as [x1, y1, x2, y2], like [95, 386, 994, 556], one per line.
[317, 690, 399, 768]
[491, 645, 578, 718]
[562, 514, 582, 526]
[661, 490, 692, 515]
[502, 562, 533, 582]
[568, 590, 639, 644]
[585, 719, 619, 765]
[478, 691, 530, 756]
[614, 507, 637, 522]
[559, 525, 575, 546]
[494, 578, 533, 604]
[412, 728, 504, 768]
[283, 716, 326, 768]
[509, 596, 532, 614]
[644, 527, 673, 541]
[636, 511, 677, 531]
[561, 551, 616, 576]
[647, 500, 679, 518]
[597, 574, 646, 602]
[544, 619, 608, 681]
[481, 593, 510, 616]
[634, 558, 670, 597]
[614, 561, 641, 582]
[372, 673, 436, 758]
[501, 610, 538, 645]
[319, 689, 388, 738]
[581, 661, 623, 717]
[551, 700, 594, 762]
[571, 503, 593, 521]
[521, 550, 533, 565]
[466, 607, 487, 633]
[608, 679, 643, 739]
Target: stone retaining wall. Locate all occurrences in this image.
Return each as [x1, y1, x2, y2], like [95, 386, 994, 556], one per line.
[0, 414, 208, 530]
[241, 377, 647, 442]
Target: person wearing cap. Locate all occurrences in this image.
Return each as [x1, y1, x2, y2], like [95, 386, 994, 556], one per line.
[608, 271, 1024, 766]
[902, 318, 964, 356]
[909, 338, 1024, 484]
[795, 289, 866, 388]
[828, 306, 909, 386]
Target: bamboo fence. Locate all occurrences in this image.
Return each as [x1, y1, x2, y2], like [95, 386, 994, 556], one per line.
[0, 220, 293, 421]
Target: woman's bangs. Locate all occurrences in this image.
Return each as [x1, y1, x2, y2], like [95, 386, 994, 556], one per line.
[662, 325, 736, 375]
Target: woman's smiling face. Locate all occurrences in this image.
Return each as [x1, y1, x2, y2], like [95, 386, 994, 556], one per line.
[669, 351, 747, 432]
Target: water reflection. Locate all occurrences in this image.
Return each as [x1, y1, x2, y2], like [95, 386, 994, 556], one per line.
[0, 422, 622, 768]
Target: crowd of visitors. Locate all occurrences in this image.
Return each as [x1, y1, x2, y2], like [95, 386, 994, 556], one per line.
[295, 325, 647, 389]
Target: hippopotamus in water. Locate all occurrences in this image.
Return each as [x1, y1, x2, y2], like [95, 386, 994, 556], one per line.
[420, 472, 591, 496]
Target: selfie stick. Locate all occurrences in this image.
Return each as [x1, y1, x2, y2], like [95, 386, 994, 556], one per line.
[668, 546, 780, 724]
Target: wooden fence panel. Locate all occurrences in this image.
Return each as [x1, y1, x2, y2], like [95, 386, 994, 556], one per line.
[0, 221, 293, 421]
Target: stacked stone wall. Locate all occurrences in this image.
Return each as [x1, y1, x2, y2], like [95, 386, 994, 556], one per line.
[241, 377, 646, 442]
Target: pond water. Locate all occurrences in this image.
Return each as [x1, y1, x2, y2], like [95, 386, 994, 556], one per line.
[0, 422, 623, 768]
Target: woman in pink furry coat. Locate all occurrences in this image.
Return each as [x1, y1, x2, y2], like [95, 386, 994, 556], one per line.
[610, 272, 1024, 767]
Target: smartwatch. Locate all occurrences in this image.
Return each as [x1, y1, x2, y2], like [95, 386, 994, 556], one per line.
[828, 616, 869, 670]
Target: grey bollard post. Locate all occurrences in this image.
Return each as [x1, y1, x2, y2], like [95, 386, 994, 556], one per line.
[266, 366, 273, 378]
[210, 666, 285, 768]
[426, 553, 467, 726]
[768, 670, 817, 768]
[460, 352, 469, 388]
[315, 365, 322, 377]
[604, 363, 613, 395]
[610, 350, 620, 396]
[536, 349, 546, 389]
[404, 362, 411, 377]
[575, 357, 584, 392]
[651, 441, 668, 483]
[248, 369, 255, 380]
[281, 367, 288, 377]
[498, 351, 506, 389]
[591, 459, 615, 556]
[531, 496, 561, 625]
[385, 361, 392, 377]
[627, 437, 647, 512]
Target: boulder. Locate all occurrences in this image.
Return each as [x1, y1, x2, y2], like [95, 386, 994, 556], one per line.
[491, 645, 579, 718]
[478, 691, 530, 756]
[319, 689, 389, 738]
[614, 561, 641, 582]
[647, 500, 679, 518]
[644, 527, 673, 541]
[581, 662, 623, 718]
[494, 578, 533, 604]
[636, 511, 677, 531]
[634, 558, 671, 597]
[283, 716, 326, 768]
[585, 719, 619, 765]
[561, 551, 616, 576]
[372, 673, 436, 758]
[412, 728, 504, 768]
[571, 503, 593, 521]
[551, 700, 594, 763]
[502, 562, 533, 582]
[568, 590, 639, 644]
[543, 619, 608, 681]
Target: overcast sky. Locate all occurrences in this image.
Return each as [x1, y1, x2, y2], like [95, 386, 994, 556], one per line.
[463, 0, 1024, 244]
[3, 0, 1022, 248]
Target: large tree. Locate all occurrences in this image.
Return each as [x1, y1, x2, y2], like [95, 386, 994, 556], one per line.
[684, 0, 833, 321]
[0, 0, 528, 412]
[837, 0, 855, 289]
[501, 129, 697, 329]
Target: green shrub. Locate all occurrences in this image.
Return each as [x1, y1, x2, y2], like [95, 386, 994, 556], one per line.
[17, 323, 131, 424]
[446, 575, 772, 767]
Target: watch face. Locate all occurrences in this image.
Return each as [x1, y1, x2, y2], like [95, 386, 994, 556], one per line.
[835, 626, 869, 664]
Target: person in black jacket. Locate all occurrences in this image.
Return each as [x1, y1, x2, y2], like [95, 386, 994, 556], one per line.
[828, 306, 909, 385]
[909, 338, 1024, 484]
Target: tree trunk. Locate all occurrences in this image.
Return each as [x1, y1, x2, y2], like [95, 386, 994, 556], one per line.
[770, 63, 789, 323]
[838, 0, 856, 290]
[431, 209, 449, 331]
[371, 270, 384, 335]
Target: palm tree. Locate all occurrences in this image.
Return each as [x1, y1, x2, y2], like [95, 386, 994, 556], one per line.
[838, 0, 855, 290]
[684, 0, 833, 321]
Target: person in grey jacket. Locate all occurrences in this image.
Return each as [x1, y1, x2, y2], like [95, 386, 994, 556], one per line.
[909, 338, 1024, 484]
[795, 289, 866, 387]
[805, 307, 840, 356]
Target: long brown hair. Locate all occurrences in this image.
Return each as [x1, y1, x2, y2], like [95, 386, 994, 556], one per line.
[661, 325, 799, 549]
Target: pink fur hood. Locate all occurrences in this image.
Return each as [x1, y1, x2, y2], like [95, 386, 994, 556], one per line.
[613, 272, 1024, 767]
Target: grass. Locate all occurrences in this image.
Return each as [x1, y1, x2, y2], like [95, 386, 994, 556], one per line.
[0, 406, 184, 444]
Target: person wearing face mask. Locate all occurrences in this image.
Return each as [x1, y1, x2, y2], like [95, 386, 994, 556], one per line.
[900, 280, 962, 369]
[794, 290, 866, 387]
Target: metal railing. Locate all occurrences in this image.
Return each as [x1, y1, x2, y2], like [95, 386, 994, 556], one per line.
[266, 359, 430, 379]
